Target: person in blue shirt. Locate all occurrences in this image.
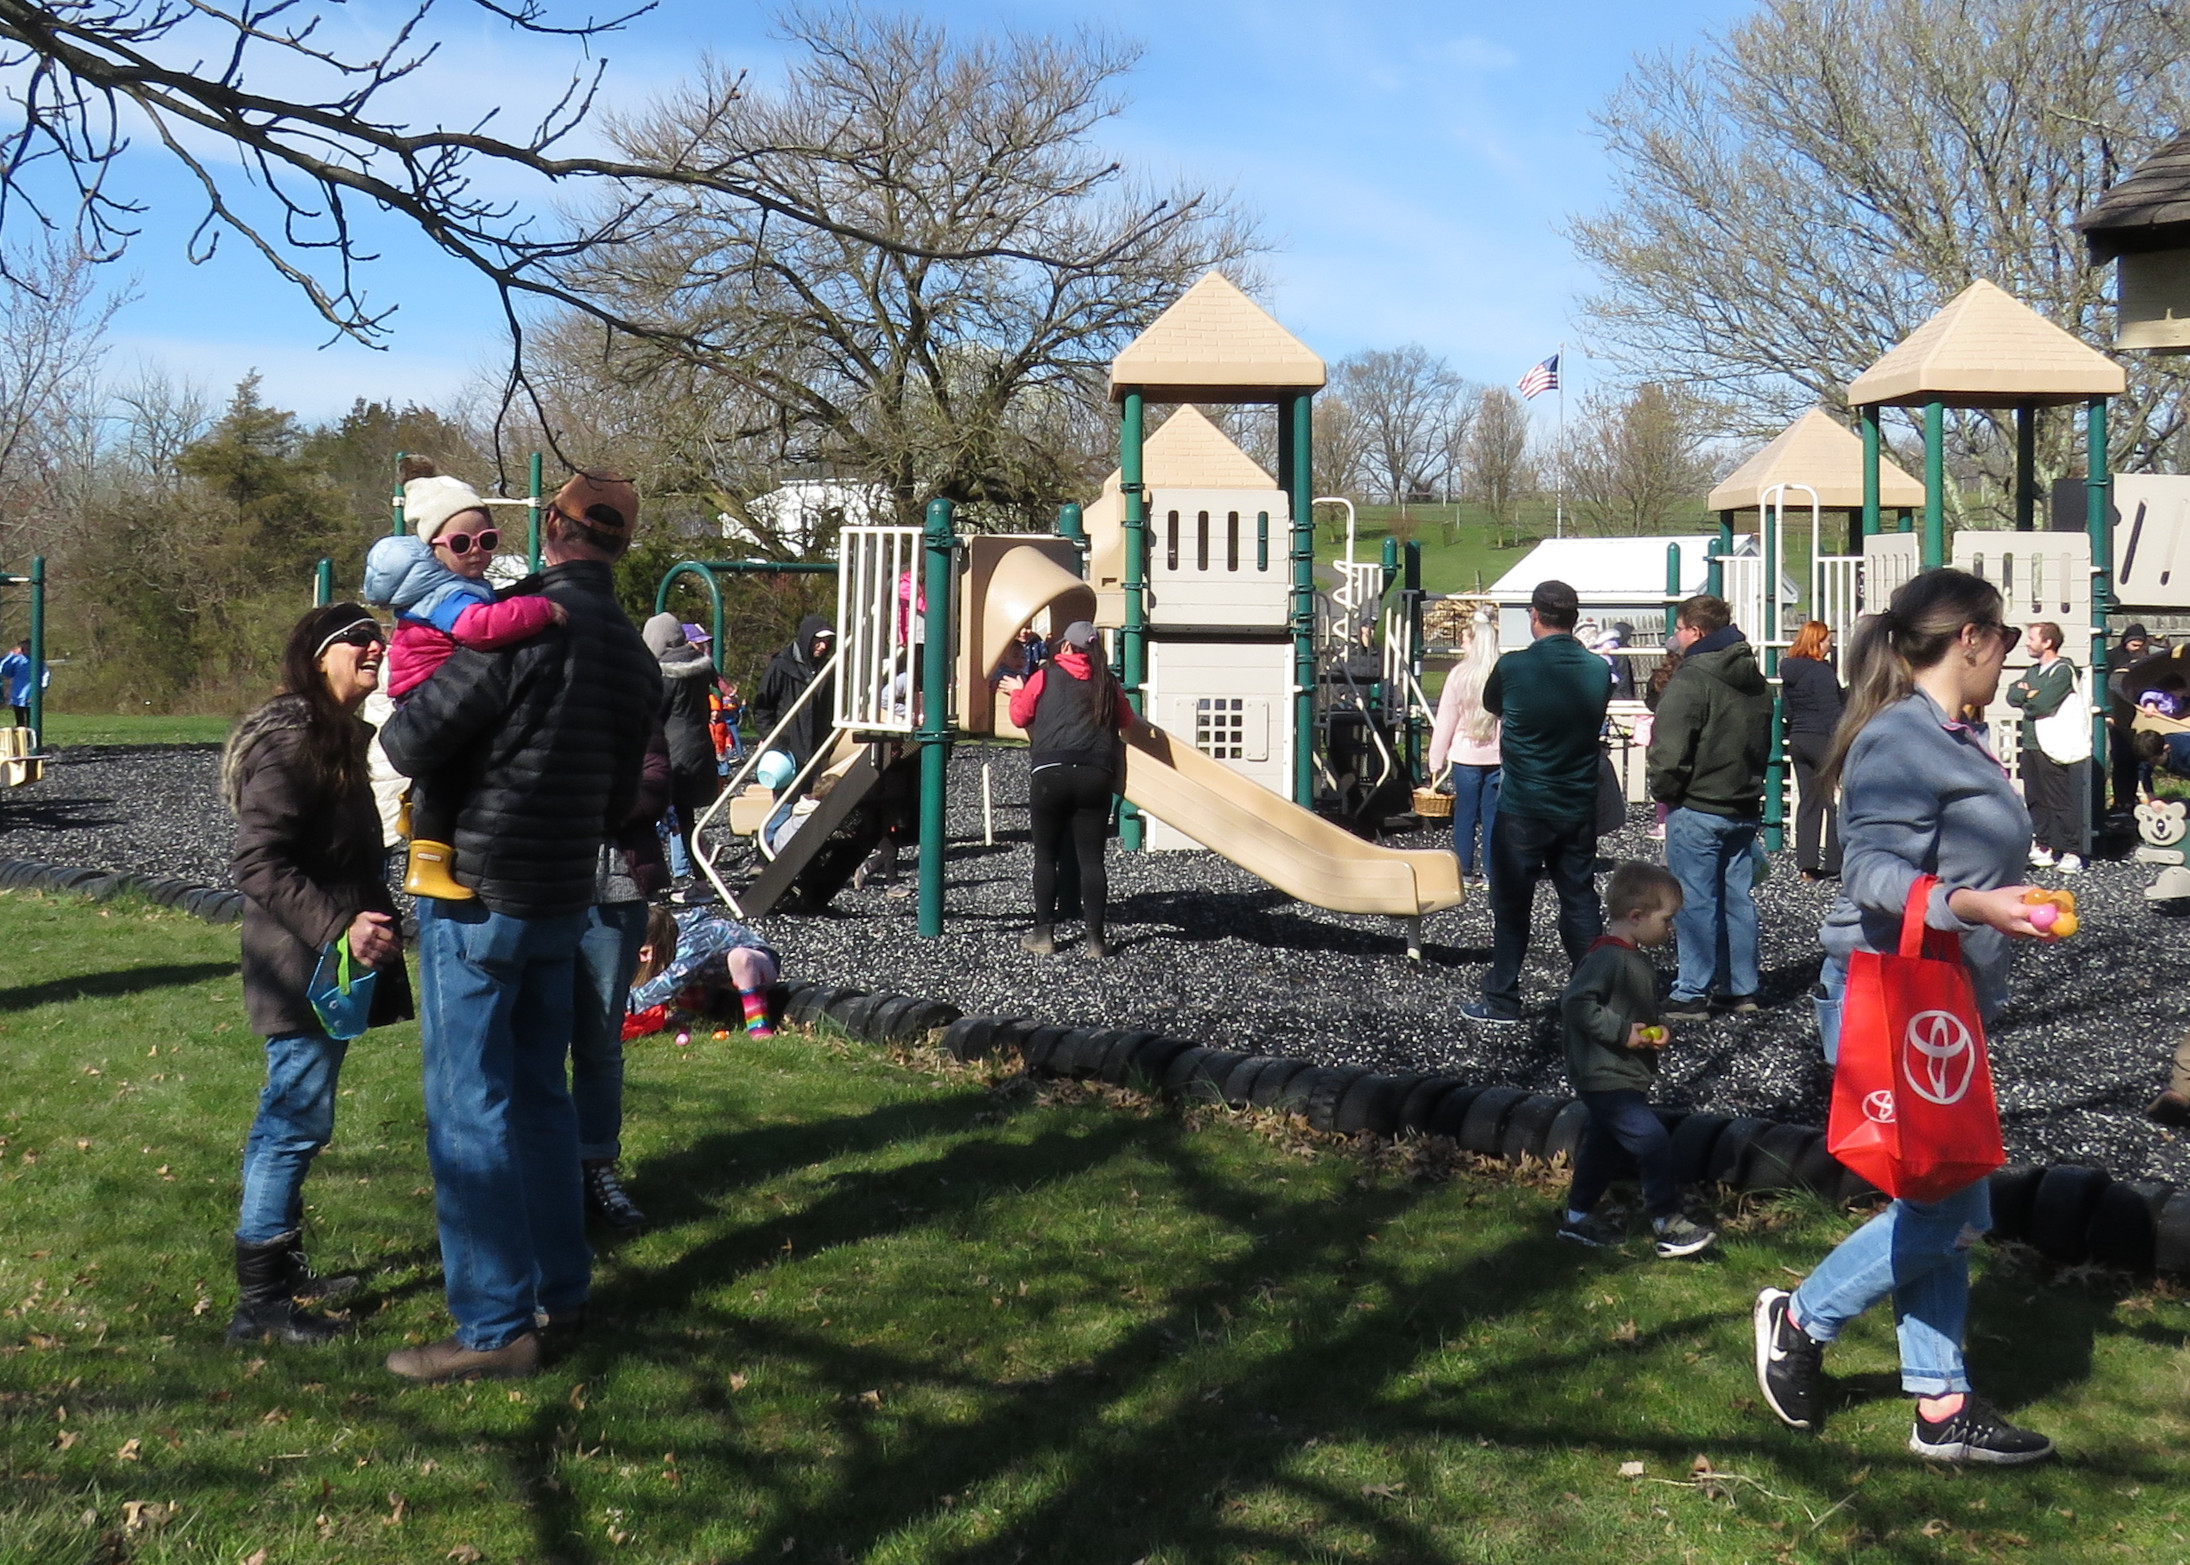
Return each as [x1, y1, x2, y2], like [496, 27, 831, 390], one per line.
[2, 641, 46, 729]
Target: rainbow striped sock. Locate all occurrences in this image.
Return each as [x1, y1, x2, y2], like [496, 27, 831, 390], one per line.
[741, 988, 773, 1038]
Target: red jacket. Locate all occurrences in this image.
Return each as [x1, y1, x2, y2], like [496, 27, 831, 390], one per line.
[1007, 649, 1131, 733]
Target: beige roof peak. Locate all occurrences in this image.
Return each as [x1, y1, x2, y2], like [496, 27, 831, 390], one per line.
[1847, 279, 2125, 408]
[1095, 404, 1279, 496]
[1109, 272, 1326, 403]
[1707, 408, 1925, 512]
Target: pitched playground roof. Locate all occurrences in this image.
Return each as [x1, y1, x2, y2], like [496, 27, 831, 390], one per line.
[1846, 279, 2125, 408]
[1706, 408, 1924, 512]
[2077, 129, 2190, 263]
[1109, 272, 1326, 403]
[1094, 405, 1279, 498]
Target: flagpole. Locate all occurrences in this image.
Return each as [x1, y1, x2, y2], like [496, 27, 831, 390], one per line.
[1555, 341, 1566, 539]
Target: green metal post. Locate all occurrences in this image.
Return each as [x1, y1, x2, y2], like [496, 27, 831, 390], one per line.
[1404, 540, 1424, 785]
[1056, 501, 1085, 557]
[27, 556, 45, 742]
[1898, 508, 1914, 535]
[1664, 543, 1681, 639]
[2087, 398, 2111, 851]
[528, 451, 544, 573]
[391, 450, 407, 536]
[655, 563, 728, 672]
[314, 559, 332, 607]
[1922, 400, 1945, 568]
[1374, 535, 1398, 733]
[1860, 406, 1881, 538]
[1288, 393, 1316, 808]
[1709, 511, 1732, 597]
[1761, 504, 1784, 853]
[917, 498, 957, 937]
[1120, 390, 1148, 850]
[2015, 406, 2036, 532]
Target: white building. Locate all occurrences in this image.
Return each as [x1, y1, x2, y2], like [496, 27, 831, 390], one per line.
[1484, 535, 1798, 648]
[728, 478, 891, 556]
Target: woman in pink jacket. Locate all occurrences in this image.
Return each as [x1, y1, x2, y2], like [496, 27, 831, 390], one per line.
[1428, 612, 1502, 885]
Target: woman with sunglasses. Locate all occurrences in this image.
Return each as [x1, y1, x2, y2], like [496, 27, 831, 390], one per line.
[361, 458, 567, 900]
[1752, 568, 2055, 1466]
[223, 603, 414, 1344]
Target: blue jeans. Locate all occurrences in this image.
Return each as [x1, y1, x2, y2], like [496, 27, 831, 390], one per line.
[1567, 1088, 1678, 1219]
[1665, 806, 1760, 1002]
[416, 899, 593, 1350]
[1792, 959, 1986, 1395]
[572, 901, 649, 1163]
[662, 810, 691, 878]
[237, 1031, 348, 1245]
[1448, 764, 1500, 879]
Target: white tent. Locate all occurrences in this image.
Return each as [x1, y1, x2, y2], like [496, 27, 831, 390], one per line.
[1485, 536, 1797, 648]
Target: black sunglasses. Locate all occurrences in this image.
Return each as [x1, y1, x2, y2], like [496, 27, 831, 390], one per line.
[326, 625, 386, 650]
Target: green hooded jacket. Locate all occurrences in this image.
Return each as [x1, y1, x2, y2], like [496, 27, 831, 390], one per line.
[1646, 631, 1773, 819]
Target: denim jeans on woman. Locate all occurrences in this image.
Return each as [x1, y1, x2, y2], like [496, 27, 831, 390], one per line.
[417, 898, 593, 1351]
[1664, 806, 1760, 1002]
[237, 1031, 348, 1244]
[1791, 960, 1989, 1395]
[1447, 764, 1500, 880]
[571, 901, 651, 1164]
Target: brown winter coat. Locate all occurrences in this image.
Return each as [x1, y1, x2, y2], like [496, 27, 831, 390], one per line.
[225, 696, 413, 1039]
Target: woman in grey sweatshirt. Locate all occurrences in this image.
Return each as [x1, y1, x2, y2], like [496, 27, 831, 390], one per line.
[1753, 569, 2058, 1468]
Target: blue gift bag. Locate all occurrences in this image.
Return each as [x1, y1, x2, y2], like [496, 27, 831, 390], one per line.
[307, 939, 377, 1042]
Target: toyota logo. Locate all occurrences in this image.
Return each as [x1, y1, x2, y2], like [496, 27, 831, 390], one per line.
[1903, 1010, 1977, 1106]
[1863, 1089, 1897, 1124]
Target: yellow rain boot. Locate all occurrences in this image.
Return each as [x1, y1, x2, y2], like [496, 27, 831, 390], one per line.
[403, 840, 474, 901]
[395, 790, 413, 840]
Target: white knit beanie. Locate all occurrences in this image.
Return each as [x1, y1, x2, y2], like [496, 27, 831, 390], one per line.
[403, 474, 494, 545]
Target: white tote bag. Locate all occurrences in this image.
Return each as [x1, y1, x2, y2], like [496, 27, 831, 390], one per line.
[2034, 665, 2093, 765]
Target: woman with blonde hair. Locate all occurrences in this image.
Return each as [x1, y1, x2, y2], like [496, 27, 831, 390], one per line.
[1753, 569, 2053, 1466]
[1428, 610, 1502, 884]
[1778, 619, 1845, 880]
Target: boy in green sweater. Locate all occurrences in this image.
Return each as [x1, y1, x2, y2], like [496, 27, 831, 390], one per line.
[1558, 861, 1718, 1257]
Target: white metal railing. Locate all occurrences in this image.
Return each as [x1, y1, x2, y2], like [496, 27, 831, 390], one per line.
[1719, 553, 1766, 646]
[835, 525, 921, 734]
[1814, 555, 1862, 650]
[689, 645, 848, 912]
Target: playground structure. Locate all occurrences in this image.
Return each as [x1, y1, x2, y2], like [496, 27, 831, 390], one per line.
[677, 272, 1464, 948]
[2, 555, 46, 787]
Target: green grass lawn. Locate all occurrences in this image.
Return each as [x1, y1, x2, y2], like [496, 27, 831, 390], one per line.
[27, 714, 236, 747]
[3, 889, 2188, 1564]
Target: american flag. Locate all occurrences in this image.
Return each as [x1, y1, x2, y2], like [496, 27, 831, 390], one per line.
[1517, 354, 1560, 400]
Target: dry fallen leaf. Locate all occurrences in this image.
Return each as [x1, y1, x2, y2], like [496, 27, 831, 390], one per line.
[115, 1438, 141, 1462]
[1618, 1460, 1645, 1478]
[1920, 1519, 1950, 1538]
[121, 1500, 177, 1533]
[243, 1551, 269, 1565]
[384, 1491, 407, 1526]
[855, 1389, 882, 1409]
[1360, 1482, 1405, 1499]
[727, 1372, 749, 1392]
[1611, 1319, 1639, 1344]
[568, 1382, 587, 1411]
[447, 1546, 484, 1564]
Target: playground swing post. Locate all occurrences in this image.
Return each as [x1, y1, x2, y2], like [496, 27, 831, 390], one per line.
[1922, 400, 1946, 569]
[26, 555, 46, 743]
[1403, 540, 1424, 785]
[1056, 501, 1086, 564]
[2087, 397, 2111, 857]
[391, 450, 407, 535]
[1120, 389, 1148, 850]
[918, 498, 957, 937]
[1663, 542, 1681, 640]
[1287, 392, 1316, 809]
[1859, 406, 1882, 538]
[314, 559, 332, 607]
[528, 451, 544, 574]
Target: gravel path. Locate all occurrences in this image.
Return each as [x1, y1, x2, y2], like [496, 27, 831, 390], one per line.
[9, 740, 2188, 1182]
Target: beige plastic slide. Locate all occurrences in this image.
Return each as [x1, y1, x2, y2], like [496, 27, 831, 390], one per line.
[1123, 723, 1465, 918]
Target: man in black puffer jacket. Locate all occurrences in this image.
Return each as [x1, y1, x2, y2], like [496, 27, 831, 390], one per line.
[378, 471, 658, 1383]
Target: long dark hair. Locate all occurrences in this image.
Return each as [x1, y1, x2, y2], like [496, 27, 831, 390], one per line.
[1056, 632, 1116, 730]
[1822, 568, 2003, 790]
[277, 602, 377, 801]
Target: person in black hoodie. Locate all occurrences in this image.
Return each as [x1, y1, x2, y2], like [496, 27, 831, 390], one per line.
[2107, 621, 2152, 813]
[1646, 594, 1772, 1020]
[1777, 620, 1845, 879]
[753, 614, 837, 766]
[644, 613, 720, 879]
[1007, 620, 1132, 958]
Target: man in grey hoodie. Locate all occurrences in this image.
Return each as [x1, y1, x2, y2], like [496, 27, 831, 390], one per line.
[1647, 594, 1773, 1020]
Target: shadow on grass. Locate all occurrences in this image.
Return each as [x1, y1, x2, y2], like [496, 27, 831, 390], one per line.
[0, 960, 237, 1013]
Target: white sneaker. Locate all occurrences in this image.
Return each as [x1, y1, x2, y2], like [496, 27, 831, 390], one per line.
[2058, 853, 2085, 874]
[2028, 846, 2056, 868]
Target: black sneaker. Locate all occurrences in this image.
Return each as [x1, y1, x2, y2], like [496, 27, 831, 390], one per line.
[1909, 1394, 2055, 1466]
[1753, 1287, 1823, 1430]
[1556, 1211, 1627, 1248]
[1662, 999, 1712, 1023]
[1652, 1214, 1717, 1258]
[1720, 994, 1761, 1015]
[582, 1160, 647, 1232]
[1460, 1001, 1521, 1027]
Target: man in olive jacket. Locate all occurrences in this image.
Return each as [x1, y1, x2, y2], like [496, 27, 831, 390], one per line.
[1647, 594, 1772, 1019]
[378, 472, 659, 1382]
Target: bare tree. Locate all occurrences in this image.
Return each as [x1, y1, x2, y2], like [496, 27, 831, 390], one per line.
[1309, 391, 1370, 514]
[543, 10, 1257, 527]
[1462, 386, 1537, 550]
[1564, 383, 1715, 536]
[1335, 345, 1463, 508]
[1571, 0, 2190, 522]
[0, 241, 118, 560]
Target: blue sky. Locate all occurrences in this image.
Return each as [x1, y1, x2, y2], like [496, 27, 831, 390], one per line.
[100, 0, 1755, 421]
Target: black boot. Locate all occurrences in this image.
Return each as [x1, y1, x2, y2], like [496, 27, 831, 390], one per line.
[283, 1235, 360, 1302]
[227, 1234, 345, 1346]
[583, 1160, 647, 1231]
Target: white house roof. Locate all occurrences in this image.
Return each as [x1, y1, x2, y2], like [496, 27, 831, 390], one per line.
[1485, 535, 1797, 603]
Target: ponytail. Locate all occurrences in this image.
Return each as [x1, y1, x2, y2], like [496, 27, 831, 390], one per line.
[1820, 568, 2003, 790]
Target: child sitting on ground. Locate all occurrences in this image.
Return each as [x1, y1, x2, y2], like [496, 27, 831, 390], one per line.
[362, 457, 563, 900]
[1557, 861, 1718, 1258]
[625, 904, 782, 1041]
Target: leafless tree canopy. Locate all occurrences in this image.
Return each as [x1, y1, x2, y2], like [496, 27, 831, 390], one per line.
[1460, 386, 1536, 549]
[543, 7, 1257, 527]
[1563, 383, 1716, 537]
[0, 242, 116, 557]
[1333, 346, 1470, 506]
[1571, 0, 2190, 523]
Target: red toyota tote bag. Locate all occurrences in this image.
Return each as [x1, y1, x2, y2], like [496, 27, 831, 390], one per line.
[1827, 875, 2006, 1202]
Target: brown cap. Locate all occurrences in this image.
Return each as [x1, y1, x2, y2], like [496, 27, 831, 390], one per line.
[552, 470, 640, 541]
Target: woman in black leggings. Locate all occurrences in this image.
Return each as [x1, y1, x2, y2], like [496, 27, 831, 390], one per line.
[1005, 620, 1130, 959]
[1778, 620, 1845, 880]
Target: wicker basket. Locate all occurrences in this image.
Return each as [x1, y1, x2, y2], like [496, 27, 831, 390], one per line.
[1411, 787, 1454, 820]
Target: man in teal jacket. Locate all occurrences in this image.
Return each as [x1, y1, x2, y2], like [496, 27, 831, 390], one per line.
[1464, 580, 1611, 1024]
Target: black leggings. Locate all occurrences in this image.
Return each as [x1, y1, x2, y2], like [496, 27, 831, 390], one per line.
[1029, 764, 1112, 934]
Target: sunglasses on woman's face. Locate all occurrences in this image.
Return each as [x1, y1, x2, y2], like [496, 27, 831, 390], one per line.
[438, 527, 499, 556]
[327, 625, 385, 651]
